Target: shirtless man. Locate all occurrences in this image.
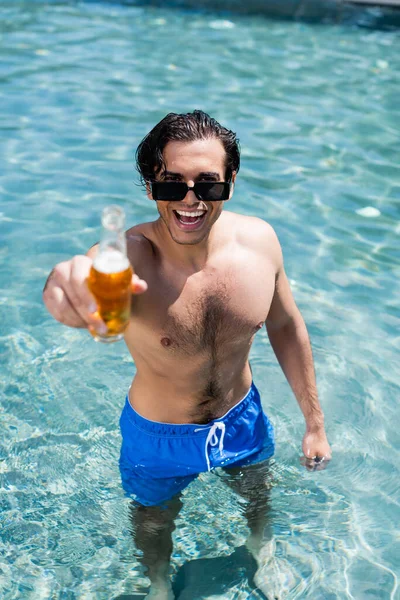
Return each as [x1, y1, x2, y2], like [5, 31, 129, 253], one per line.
[43, 110, 331, 599]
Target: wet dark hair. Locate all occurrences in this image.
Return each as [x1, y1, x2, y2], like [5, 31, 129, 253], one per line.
[136, 110, 240, 185]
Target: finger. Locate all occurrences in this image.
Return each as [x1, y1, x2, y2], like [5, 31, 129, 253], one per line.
[310, 456, 329, 472]
[47, 259, 106, 332]
[45, 284, 88, 328]
[300, 455, 330, 472]
[47, 285, 107, 333]
[302, 458, 320, 472]
[131, 274, 148, 295]
[303, 445, 332, 461]
[300, 456, 315, 469]
[62, 284, 108, 333]
[314, 461, 329, 472]
[66, 257, 101, 324]
[86, 309, 108, 335]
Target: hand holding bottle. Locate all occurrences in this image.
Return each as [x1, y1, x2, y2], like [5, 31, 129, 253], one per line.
[43, 256, 147, 333]
[42, 206, 147, 338]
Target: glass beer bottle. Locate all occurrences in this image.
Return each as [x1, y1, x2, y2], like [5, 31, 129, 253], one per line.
[88, 205, 133, 343]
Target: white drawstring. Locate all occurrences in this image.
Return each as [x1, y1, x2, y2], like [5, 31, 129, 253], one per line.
[195, 422, 226, 471]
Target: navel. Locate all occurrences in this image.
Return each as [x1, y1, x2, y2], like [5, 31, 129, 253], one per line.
[161, 336, 172, 348]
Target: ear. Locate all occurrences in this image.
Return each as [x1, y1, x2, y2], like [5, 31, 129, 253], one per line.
[228, 171, 237, 199]
[145, 181, 153, 201]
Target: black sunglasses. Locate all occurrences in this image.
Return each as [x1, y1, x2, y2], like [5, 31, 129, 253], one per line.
[151, 181, 231, 202]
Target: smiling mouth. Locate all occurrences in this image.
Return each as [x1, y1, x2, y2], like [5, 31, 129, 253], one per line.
[173, 209, 207, 226]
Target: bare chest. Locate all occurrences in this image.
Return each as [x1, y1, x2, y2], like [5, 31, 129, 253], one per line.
[134, 262, 275, 356]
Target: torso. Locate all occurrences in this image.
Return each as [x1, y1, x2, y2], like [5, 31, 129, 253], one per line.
[124, 211, 277, 424]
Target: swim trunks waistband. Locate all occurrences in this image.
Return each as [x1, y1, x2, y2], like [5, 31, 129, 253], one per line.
[123, 383, 258, 438]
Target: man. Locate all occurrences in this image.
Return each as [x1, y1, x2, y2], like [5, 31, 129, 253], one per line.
[43, 110, 331, 599]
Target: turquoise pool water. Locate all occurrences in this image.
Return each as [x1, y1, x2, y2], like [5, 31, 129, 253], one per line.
[1, 2, 399, 598]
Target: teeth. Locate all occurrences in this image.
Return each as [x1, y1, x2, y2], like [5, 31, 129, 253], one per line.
[176, 210, 206, 217]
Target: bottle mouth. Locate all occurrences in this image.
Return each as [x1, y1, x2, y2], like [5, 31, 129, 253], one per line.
[102, 205, 125, 231]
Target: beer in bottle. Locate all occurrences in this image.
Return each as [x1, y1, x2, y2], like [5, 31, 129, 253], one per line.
[88, 205, 133, 342]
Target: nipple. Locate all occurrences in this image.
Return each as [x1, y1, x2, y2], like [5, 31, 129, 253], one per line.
[256, 321, 264, 330]
[161, 337, 172, 348]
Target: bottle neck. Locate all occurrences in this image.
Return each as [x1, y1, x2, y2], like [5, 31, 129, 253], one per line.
[99, 229, 127, 257]
[98, 205, 128, 257]
[93, 205, 130, 273]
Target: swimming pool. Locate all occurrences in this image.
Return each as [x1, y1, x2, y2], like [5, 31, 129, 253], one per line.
[1, 1, 399, 598]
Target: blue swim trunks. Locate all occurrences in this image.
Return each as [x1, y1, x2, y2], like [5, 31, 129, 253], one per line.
[119, 382, 274, 506]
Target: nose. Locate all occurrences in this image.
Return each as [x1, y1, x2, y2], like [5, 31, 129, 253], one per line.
[181, 181, 197, 205]
[182, 191, 197, 205]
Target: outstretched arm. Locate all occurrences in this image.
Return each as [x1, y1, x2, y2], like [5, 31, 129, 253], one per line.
[265, 231, 331, 470]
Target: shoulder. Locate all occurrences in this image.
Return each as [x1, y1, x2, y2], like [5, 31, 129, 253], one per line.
[125, 222, 157, 270]
[224, 212, 282, 267]
[223, 212, 283, 275]
[86, 222, 157, 271]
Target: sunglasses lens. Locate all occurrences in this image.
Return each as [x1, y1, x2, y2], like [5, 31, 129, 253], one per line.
[152, 182, 187, 201]
[196, 182, 230, 201]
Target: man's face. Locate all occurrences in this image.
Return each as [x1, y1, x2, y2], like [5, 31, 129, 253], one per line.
[148, 138, 235, 246]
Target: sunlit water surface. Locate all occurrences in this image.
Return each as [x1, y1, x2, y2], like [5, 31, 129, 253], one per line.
[1, 1, 399, 598]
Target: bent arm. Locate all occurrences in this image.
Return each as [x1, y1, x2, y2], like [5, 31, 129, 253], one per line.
[266, 270, 324, 433]
[265, 231, 331, 462]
